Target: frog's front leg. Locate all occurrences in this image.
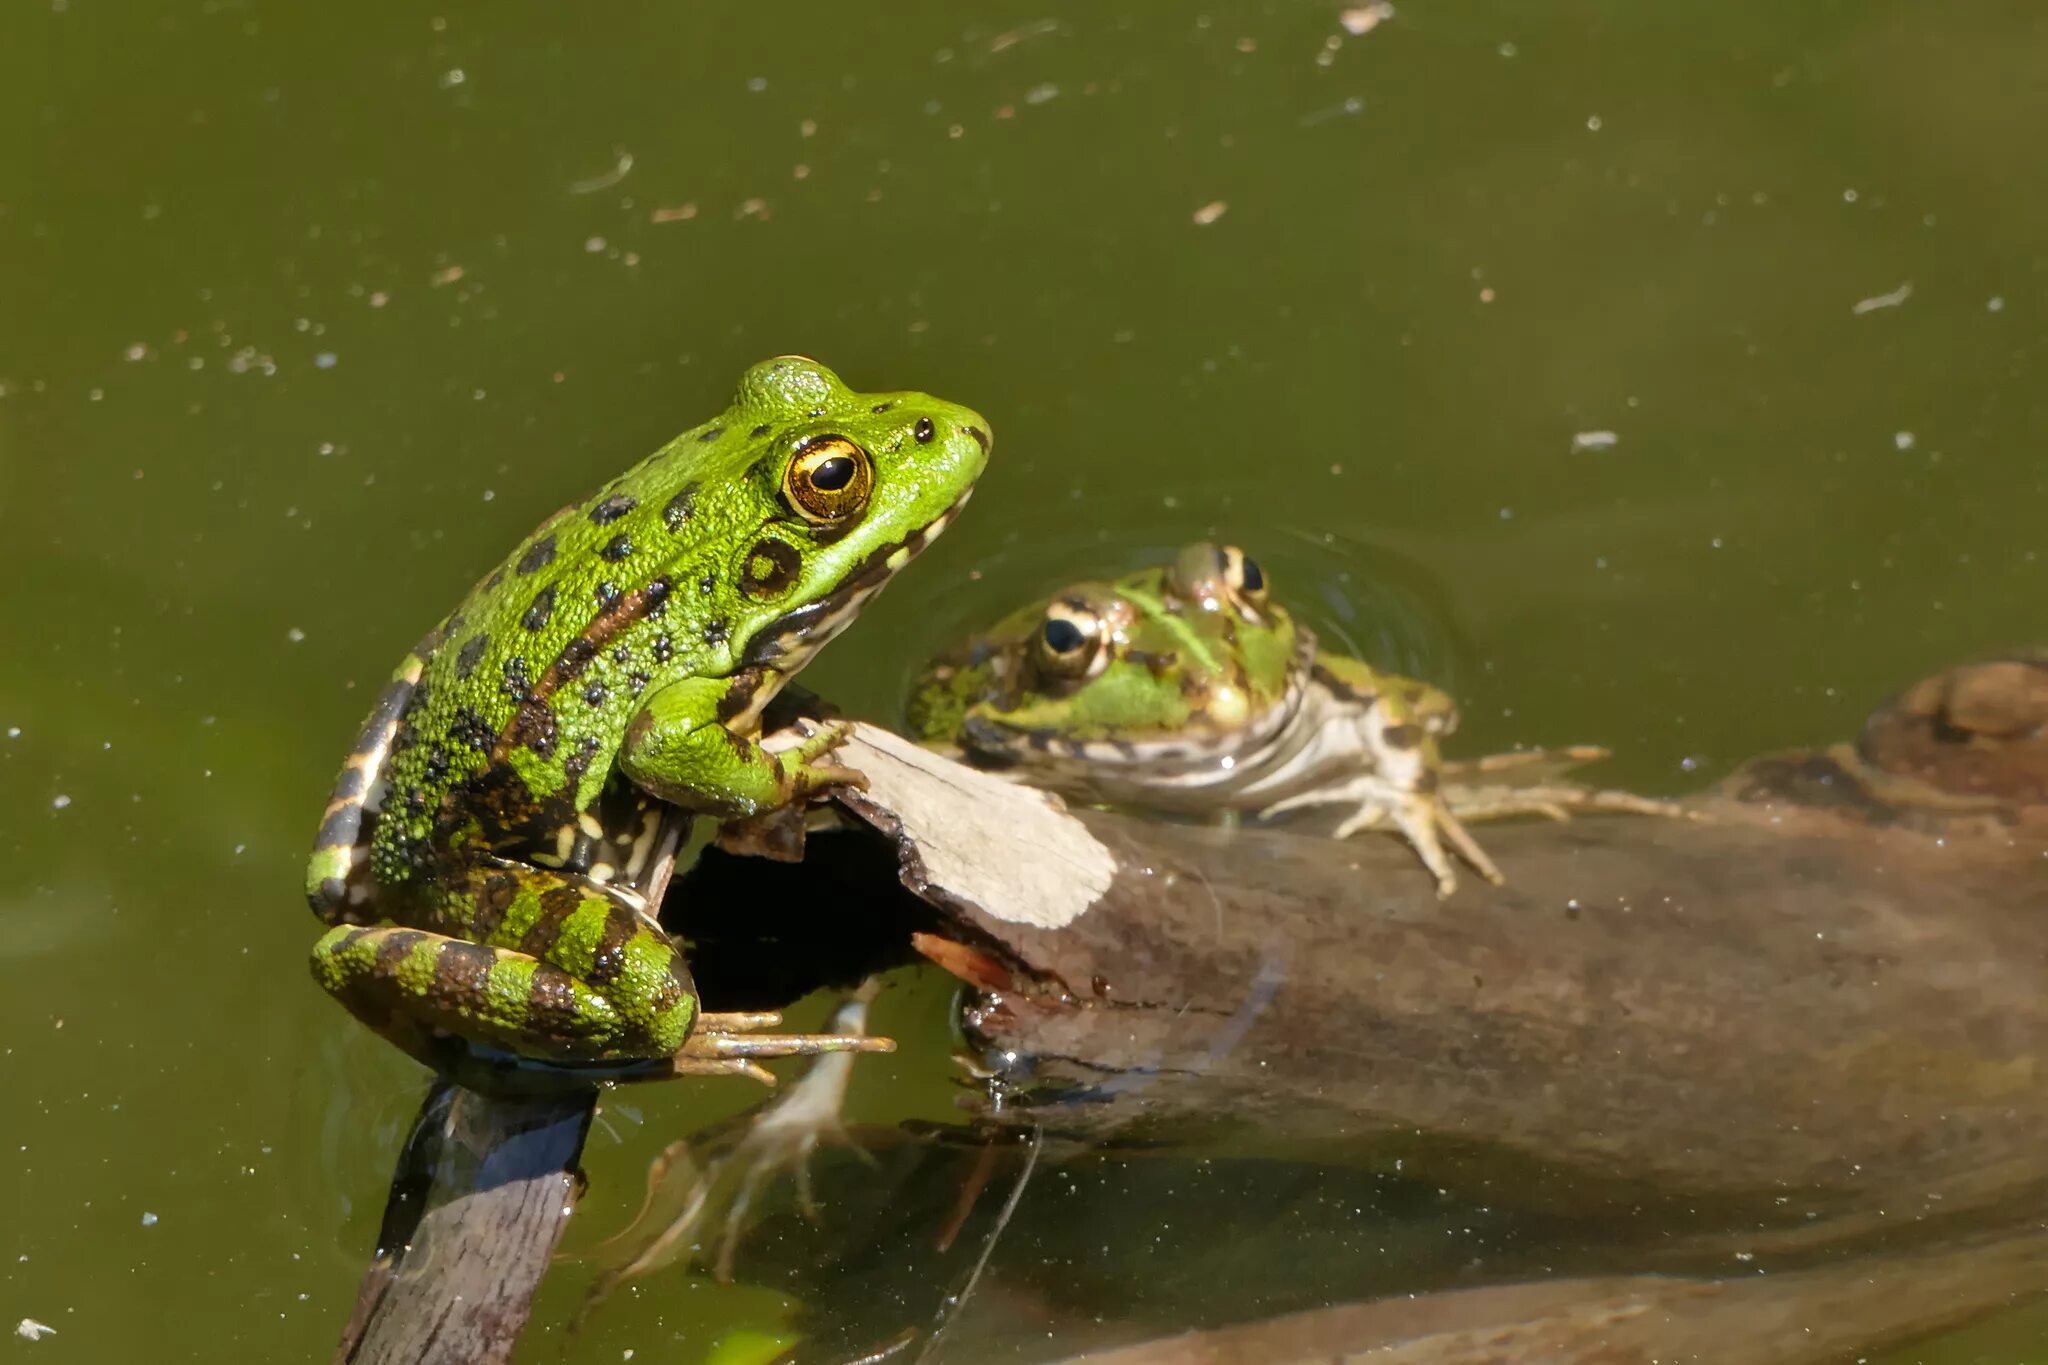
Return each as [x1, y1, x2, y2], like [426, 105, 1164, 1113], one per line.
[310, 865, 698, 1068]
[1265, 668, 1504, 898]
[620, 674, 863, 819]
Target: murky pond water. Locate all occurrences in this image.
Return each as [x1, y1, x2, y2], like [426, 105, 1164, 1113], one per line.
[5, 2, 2045, 1361]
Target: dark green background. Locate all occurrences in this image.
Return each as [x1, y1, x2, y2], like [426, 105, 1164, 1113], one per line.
[4, 2, 2044, 1360]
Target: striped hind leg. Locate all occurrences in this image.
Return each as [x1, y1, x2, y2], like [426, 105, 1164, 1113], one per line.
[311, 915, 697, 1067]
[311, 860, 703, 1066]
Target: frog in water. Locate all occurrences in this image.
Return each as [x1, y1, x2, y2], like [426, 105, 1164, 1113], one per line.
[306, 357, 991, 1080]
[908, 543, 1673, 897]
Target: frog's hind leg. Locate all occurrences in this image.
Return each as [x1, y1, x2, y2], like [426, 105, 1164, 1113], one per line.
[1444, 783, 1693, 824]
[310, 866, 698, 1067]
[1261, 776, 1499, 898]
[311, 917, 694, 1068]
[1264, 672, 1502, 898]
[1327, 786, 1505, 899]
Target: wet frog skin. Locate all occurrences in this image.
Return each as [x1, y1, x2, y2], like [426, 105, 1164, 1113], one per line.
[306, 357, 990, 1074]
[908, 543, 1518, 897]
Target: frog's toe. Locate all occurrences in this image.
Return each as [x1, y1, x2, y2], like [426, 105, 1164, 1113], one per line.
[771, 715, 857, 759]
[795, 761, 868, 796]
[1433, 805, 1507, 888]
[1328, 805, 1388, 840]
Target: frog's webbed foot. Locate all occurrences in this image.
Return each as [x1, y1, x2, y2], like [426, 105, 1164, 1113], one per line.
[579, 993, 882, 1324]
[1263, 781, 1500, 899]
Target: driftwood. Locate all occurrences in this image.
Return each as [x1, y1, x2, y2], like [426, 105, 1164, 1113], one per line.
[332, 653, 2048, 1362]
[821, 655, 2048, 1243]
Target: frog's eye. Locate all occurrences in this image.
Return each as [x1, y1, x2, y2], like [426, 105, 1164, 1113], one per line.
[1032, 601, 1106, 680]
[784, 435, 874, 523]
[1220, 545, 1269, 610]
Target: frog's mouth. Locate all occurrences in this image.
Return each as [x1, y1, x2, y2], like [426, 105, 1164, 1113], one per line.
[738, 484, 976, 676]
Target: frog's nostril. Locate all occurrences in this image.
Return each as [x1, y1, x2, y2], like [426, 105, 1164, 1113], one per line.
[962, 425, 991, 456]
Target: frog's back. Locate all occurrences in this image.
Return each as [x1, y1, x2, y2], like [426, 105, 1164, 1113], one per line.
[366, 414, 754, 885]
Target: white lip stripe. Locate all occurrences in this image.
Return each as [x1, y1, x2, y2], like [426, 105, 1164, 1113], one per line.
[747, 483, 975, 675]
[973, 619, 1325, 810]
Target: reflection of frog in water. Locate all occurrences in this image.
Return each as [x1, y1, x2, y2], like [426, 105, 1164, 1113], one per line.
[910, 542, 1680, 897]
[305, 357, 990, 1078]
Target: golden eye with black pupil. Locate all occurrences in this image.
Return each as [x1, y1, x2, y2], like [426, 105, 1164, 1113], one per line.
[1042, 617, 1087, 653]
[1219, 544, 1269, 610]
[1031, 601, 1104, 679]
[783, 435, 873, 523]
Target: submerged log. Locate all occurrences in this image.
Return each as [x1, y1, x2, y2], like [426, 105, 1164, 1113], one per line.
[1051, 1225, 2048, 1365]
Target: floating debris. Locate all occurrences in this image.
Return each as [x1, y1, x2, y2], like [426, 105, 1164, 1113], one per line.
[988, 18, 1059, 53]
[1851, 281, 1912, 314]
[1571, 430, 1620, 453]
[1340, 2, 1394, 35]
[1192, 200, 1229, 225]
[16, 1319, 56, 1342]
[568, 149, 634, 195]
[650, 203, 698, 224]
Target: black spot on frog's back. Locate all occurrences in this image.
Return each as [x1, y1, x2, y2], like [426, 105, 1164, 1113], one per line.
[516, 536, 557, 576]
[589, 493, 638, 525]
[522, 585, 557, 632]
[662, 483, 699, 533]
[455, 633, 490, 678]
[502, 656, 535, 703]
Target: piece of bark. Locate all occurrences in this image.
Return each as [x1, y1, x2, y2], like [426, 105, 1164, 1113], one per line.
[1049, 1226, 2048, 1365]
[827, 691, 2048, 1231]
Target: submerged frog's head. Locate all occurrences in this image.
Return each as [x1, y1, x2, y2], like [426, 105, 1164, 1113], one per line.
[908, 542, 1307, 767]
[708, 356, 991, 678]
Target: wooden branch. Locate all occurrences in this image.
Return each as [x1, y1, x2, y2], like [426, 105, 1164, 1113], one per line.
[333, 1087, 594, 1365]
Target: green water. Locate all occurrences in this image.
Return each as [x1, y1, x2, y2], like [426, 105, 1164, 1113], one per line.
[4, 1, 2044, 1360]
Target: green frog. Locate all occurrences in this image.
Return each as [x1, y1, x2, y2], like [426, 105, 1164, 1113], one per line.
[306, 357, 991, 1080]
[908, 542, 1674, 897]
